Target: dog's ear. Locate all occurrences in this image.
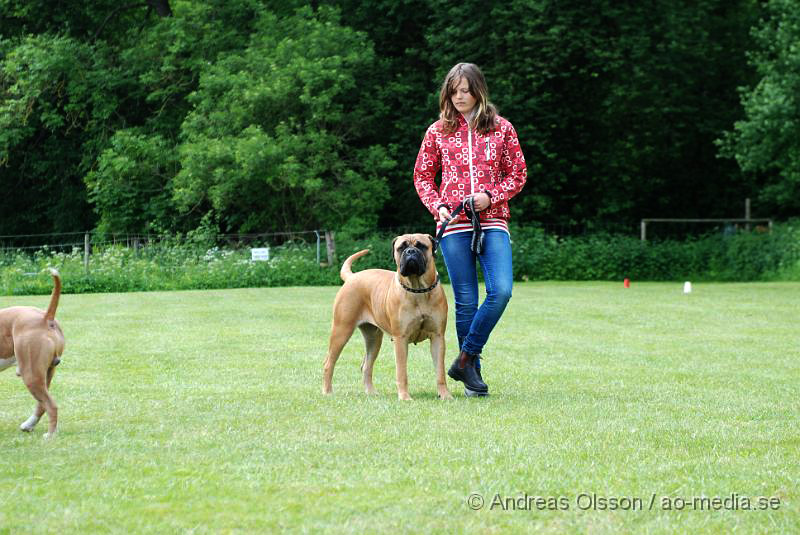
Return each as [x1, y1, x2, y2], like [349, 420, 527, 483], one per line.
[427, 234, 437, 257]
[391, 237, 399, 262]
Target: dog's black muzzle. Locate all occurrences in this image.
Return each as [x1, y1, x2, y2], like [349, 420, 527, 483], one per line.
[399, 248, 427, 277]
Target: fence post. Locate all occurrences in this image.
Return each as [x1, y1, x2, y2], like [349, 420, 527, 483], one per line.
[745, 198, 751, 231]
[640, 220, 647, 241]
[325, 231, 335, 265]
[84, 232, 90, 272]
[314, 231, 321, 265]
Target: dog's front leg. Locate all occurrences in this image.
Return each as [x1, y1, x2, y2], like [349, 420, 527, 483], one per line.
[393, 337, 412, 401]
[430, 334, 452, 400]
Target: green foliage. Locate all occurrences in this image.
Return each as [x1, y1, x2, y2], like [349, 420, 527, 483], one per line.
[85, 1, 276, 233]
[173, 6, 392, 233]
[718, 0, 800, 217]
[0, 35, 97, 159]
[0, 240, 341, 296]
[86, 130, 179, 233]
[0, 34, 119, 233]
[1, 223, 798, 296]
[0, 1, 791, 239]
[318, 0, 441, 227]
[0, 0, 146, 40]
[425, 0, 758, 223]
[510, 221, 800, 282]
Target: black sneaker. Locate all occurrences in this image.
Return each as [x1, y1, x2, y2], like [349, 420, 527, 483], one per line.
[447, 350, 488, 393]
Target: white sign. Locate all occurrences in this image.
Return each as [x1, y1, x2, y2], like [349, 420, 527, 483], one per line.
[251, 248, 270, 261]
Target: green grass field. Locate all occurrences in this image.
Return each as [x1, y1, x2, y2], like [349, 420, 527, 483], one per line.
[1, 282, 798, 534]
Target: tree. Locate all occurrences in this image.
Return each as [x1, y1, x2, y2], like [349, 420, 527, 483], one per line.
[84, 0, 269, 233]
[321, 0, 440, 229]
[0, 35, 119, 234]
[719, 0, 800, 217]
[172, 6, 392, 232]
[85, 130, 179, 233]
[424, 0, 758, 225]
[0, 0, 175, 235]
[0, 1, 774, 237]
[0, 0, 159, 41]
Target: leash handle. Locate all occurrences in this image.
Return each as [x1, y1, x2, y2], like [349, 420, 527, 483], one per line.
[434, 199, 483, 254]
[466, 197, 484, 254]
[435, 201, 464, 244]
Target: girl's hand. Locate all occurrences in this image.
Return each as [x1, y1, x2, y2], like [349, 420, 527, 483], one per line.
[469, 192, 491, 211]
[438, 206, 452, 222]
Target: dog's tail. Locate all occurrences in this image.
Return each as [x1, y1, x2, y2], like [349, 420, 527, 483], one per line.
[340, 250, 370, 282]
[44, 268, 61, 321]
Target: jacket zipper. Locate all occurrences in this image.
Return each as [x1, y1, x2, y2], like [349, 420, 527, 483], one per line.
[467, 126, 474, 195]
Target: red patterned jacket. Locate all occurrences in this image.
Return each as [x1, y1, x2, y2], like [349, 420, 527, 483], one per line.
[414, 113, 527, 235]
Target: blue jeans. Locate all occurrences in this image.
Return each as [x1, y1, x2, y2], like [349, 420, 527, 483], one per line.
[439, 229, 513, 366]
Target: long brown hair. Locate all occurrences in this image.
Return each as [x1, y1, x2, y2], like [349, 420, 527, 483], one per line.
[438, 63, 498, 136]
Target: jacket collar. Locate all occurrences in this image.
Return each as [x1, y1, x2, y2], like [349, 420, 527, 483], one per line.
[458, 111, 474, 127]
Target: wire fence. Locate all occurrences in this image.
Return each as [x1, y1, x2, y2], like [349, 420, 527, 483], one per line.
[0, 230, 342, 271]
[0, 218, 771, 256]
[0, 230, 329, 252]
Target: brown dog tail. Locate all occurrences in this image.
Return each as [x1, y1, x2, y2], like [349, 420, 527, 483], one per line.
[340, 249, 370, 282]
[44, 268, 62, 321]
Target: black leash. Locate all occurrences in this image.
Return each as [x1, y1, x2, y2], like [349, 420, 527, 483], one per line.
[402, 197, 482, 295]
[434, 201, 464, 244]
[465, 197, 485, 255]
[434, 198, 484, 254]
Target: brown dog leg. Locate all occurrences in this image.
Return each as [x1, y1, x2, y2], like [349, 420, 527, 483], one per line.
[358, 324, 383, 395]
[393, 337, 412, 401]
[429, 334, 452, 400]
[322, 323, 356, 395]
[20, 402, 45, 432]
[22, 371, 57, 438]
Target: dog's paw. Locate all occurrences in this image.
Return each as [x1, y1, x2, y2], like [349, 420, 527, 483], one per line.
[43, 431, 57, 440]
[438, 391, 454, 400]
[397, 393, 413, 401]
[19, 416, 39, 432]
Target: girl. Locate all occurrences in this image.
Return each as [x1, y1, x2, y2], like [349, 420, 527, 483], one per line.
[414, 62, 527, 397]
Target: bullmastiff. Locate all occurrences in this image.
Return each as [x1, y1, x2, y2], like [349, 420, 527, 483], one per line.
[322, 234, 452, 400]
[0, 269, 64, 437]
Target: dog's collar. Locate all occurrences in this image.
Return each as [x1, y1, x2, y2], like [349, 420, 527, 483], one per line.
[396, 274, 439, 294]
